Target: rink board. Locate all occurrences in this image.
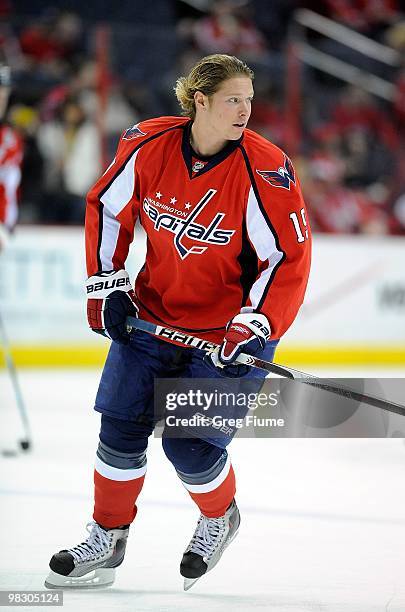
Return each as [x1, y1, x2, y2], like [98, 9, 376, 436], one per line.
[0, 227, 404, 368]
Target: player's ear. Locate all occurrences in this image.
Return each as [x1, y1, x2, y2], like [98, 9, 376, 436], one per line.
[194, 90, 207, 112]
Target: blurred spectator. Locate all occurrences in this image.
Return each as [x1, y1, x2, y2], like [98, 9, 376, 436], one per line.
[41, 59, 137, 136]
[324, 0, 400, 39]
[19, 11, 83, 66]
[37, 97, 100, 223]
[302, 151, 389, 234]
[18, 10, 84, 88]
[190, 0, 268, 61]
[0, 63, 23, 249]
[331, 86, 399, 152]
[8, 103, 43, 223]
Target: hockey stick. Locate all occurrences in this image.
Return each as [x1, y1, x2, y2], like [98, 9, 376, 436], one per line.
[0, 310, 32, 453]
[126, 316, 405, 418]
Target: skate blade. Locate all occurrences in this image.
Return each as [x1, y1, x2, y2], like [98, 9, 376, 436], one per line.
[44, 568, 115, 589]
[183, 527, 240, 591]
[184, 577, 200, 591]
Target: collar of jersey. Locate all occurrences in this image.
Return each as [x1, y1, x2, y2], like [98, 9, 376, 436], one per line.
[181, 120, 243, 179]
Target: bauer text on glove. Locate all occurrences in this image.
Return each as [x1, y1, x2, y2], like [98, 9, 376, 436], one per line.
[86, 269, 138, 344]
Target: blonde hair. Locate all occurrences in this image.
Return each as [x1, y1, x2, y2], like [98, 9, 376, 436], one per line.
[174, 54, 254, 119]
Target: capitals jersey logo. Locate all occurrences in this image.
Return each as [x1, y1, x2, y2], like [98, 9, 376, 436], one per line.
[192, 160, 206, 173]
[123, 123, 147, 140]
[143, 189, 235, 260]
[256, 156, 296, 190]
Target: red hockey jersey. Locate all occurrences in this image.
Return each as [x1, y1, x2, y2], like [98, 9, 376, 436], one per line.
[0, 124, 23, 230]
[86, 116, 311, 343]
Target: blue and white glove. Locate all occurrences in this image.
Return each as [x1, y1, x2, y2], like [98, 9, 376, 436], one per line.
[86, 269, 138, 345]
[212, 310, 271, 368]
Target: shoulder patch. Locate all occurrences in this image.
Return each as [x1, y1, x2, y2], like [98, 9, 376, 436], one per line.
[256, 156, 295, 190]
[123, 123, 147, 140]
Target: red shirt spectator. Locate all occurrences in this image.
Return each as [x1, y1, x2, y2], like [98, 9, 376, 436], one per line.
[332, 86, 399, 151]
[303, 153, 388, 234]
[192, 0, 267, 59]
[20, 23, 66, 63]
[326, 0, 399, 32]
[0, 123, 23, 232]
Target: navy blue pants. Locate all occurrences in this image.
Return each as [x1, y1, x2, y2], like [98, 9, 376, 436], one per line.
[95, 330, 278, 474]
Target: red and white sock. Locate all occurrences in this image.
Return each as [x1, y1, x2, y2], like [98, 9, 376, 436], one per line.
[93, 456, 146, 528]
[181, 454, 236, 518]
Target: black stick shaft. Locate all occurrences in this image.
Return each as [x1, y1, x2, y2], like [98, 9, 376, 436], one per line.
[126, 316, 405, 418]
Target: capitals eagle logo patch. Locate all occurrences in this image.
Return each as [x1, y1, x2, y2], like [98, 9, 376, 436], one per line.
[256, 156, 296, 190]
[123, 123, 147, 140]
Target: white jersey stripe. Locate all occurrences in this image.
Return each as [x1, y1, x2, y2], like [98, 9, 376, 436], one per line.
[98, 150, 139, 269]
[99, 210, 121, 270]
[95, 455, 146, 481]
[246, 186, 283, 309]
[100, 150, 138, 215]
[181, 454, 231, 494]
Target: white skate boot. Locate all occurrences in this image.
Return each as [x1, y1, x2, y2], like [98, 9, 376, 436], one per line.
[44, 521, 129, 589]
[180, 499, 240, 591]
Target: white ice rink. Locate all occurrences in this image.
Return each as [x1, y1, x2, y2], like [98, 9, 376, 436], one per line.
[1, 367, 405, 612]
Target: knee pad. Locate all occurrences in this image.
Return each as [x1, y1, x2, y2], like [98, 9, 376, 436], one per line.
[99, 414, 149, 456]
[162, 435, 223, 474]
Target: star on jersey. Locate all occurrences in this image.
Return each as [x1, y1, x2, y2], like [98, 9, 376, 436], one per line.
[143, 189, 235, 259]
[156, 191, 162, 199]
[170, 197, 177, 204]
[185, 202, 191, 210]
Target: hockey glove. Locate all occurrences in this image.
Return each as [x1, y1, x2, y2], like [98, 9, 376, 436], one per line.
[213, 311, 271, 368]
[86, 269, 138, 345]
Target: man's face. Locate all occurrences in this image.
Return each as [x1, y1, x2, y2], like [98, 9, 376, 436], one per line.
[0, 86, 10, 120]
[204, 77, 254, 141]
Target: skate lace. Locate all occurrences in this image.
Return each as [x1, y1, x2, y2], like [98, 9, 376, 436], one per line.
[189, 515, 227, 560]
[68, 521, 112, 563]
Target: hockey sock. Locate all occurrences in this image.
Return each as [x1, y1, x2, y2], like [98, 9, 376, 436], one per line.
[183, 460, 236, 518]
[93, 468, 146, 528]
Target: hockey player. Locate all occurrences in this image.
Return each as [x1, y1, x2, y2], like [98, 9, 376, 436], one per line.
[0, 64, 23, 252]
[45, 54, 311, 591]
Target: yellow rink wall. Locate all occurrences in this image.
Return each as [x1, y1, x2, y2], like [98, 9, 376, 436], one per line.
[1, 343, 405, 368]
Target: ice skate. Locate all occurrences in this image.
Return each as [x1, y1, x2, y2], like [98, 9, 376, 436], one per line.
[44, 521, 129, 589]
[180, 499, 240, 591]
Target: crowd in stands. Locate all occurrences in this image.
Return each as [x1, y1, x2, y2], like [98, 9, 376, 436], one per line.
[1, 0, 404, 234]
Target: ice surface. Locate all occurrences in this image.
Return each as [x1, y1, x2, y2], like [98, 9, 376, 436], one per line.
[1, 368, 405, 611]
